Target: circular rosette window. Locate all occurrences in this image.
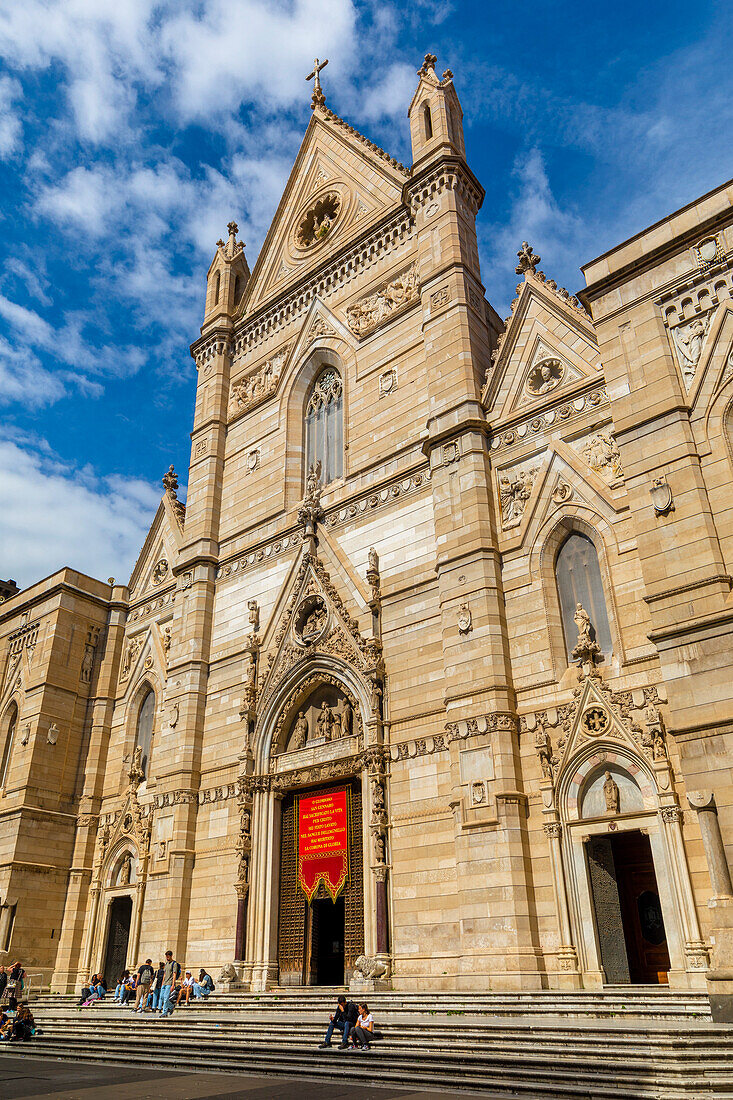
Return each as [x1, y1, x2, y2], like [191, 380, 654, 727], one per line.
[293, 594, 329, 646]
[295, 192, 341, 249]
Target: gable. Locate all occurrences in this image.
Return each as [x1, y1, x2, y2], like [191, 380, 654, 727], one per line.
[242, 111, 408, 315]
[485, 276, 600, 419]
[128, 497, 183, 597]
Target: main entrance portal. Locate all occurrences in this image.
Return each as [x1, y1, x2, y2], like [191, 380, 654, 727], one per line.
[587, 830, 670, 984]
[278, 780, 363, 985]
[103, 895, 132, 987]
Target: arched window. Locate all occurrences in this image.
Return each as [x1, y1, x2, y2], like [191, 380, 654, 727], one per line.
[556, 532, 612, 662]
[135, 689, 155, 777]
[233, 274, 241, 304]
[213, 272, 221, 305]
[0, 703, 18, 788]
[423, 101, 433, 140]
[305, 368, 343, 486]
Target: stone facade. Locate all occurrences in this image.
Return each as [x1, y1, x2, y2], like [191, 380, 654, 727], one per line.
[1, 56, 732, 1010]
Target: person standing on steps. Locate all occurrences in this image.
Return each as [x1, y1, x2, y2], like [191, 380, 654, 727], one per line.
[319, 995, 358, 1049]
[158, 950, 180, 1018]
[134, 959, 155, 1012]
[146, 961, 165, 1012]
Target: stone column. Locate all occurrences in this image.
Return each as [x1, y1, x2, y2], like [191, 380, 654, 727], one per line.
[544, 822, 580, 987]
[688, 790, 733, 898]
[659, 805, 709, 977]
[375, 866, 389, 955]
[80, 885, 101, 980]
[234, 889, 248, 962]
[688, 790, 733, 1021]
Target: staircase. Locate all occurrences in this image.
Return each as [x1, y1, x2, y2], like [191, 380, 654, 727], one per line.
[5, 989, 732, 1099]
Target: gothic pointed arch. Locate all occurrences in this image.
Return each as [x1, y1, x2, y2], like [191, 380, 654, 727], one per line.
[0, 700, 19, 789]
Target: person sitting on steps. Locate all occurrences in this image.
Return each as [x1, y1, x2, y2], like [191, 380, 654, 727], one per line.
[348, 1002, 374, 1051]
[177, 971, 195, 1006]
[319, 994, 358, 1049]
[193, 969, 215, 999]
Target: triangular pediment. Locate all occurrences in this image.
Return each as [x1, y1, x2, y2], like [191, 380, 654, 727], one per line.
[484, 273, 600, 416]
[690, 300, 733, 412]
[556, 675, 642, 770]
[128, 498, 182, 597]
[498, 441, 623, 548]
[257, 547, 376, 715]
[243, 110, 408, 315]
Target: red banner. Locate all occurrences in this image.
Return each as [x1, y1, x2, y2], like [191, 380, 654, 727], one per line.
[297, 789, 349, 903]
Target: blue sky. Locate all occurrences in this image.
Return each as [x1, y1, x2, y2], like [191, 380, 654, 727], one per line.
[0, 0, 731, 589]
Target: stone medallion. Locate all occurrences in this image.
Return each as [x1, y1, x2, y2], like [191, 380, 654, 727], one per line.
[293, 594, 328, 646]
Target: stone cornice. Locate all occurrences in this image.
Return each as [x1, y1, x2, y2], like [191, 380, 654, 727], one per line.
[215, 466, 432, 584]
[488, 386, 610, 454]
[403, 156, 485, 216]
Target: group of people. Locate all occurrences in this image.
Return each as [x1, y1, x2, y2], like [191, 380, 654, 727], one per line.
[319, 997, 376, 1051]
[0, 963, 34, 1042]
[80, 952, 215, 1017]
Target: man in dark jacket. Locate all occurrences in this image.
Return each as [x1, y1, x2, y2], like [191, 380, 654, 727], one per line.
[318, 995, 358, 1049]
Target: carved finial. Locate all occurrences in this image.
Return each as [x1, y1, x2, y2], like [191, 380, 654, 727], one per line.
[515, 241, 541, 276]
[227, 221, 238, 237]
[418, 52, 437, 76]
[306, 57, 328, 110]
[441, 68, 453, 81]
[162, 465, 179, 495]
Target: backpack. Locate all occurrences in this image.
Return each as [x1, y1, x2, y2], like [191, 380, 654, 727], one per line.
[208, 976, 215, 991]
[173, 961, 181, 980]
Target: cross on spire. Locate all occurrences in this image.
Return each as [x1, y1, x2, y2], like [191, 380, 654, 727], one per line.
[306, 57, 328, 110]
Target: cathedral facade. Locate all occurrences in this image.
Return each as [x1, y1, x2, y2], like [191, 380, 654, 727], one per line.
[2, 56, 733, 1014]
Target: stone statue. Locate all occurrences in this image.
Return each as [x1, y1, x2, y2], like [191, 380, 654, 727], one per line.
[80, 643, 95, 683]
[572, 603, 602, 668]
[603, 771, 620, 815]
[118, 853, 132, 886]
[291, 711, 309, 750]
[341, 700, 352, 737]
[331, 711, 343, 739]
[353, 954, 388, 980]
[316, 702, 332, 741]
[535, 726, 554, 780]
[368, 547, 379, 574]
[371, 777, 385, 810]
[129, 745, 144, 788]
[217, 963, 239, 983]
[374, 833, 386, 863]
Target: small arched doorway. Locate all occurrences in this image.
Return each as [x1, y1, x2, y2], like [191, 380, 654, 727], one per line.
[102, 895, 133, 987]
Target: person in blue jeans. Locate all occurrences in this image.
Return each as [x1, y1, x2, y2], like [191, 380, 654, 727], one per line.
[318, 996, 358, 1048]
[158, 951, 180, 1018]
[193, 970, 214, 999]
[146, 962, 165, 1011]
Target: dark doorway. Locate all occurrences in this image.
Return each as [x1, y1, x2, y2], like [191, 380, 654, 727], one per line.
[310, 896, 345, 985]
[587, 830, 670, 984]
[103, 896, 132, 988]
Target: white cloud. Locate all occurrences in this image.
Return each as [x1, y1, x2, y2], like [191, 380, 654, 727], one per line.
[36, 165, 116, 235]
[0, 433, 161, 588]
[0, 339, 67, 407]
[0, 75, 22, 156]
[480, 147, 590, 313]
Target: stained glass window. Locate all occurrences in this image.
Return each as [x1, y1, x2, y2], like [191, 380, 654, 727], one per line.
[305, 368, 343, 485]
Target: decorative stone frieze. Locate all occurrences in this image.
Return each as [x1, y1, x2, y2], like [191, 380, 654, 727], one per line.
[489, 389, 608, 451]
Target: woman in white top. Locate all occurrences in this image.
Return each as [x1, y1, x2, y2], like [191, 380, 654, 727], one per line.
[177, 971, 195, 1005]
[350, 1002, 374, 1050]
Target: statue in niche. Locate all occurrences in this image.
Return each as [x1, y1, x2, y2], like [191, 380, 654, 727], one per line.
[341, 700, 352, 738]
[572, 603, 602, 668]
[118, 853, 132, 886]
[535, 725, 554, 780]
[316, 702, 333, 741]
[291, 712, 309, 750]
[374, 833, 386, 864]
[300, 602, 327, 644]
[603, 771, 620, 815]
[331, 710, 343, 740]
[371, 777, 385, 810]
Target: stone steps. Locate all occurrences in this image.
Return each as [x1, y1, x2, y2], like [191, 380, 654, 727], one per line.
[31, 987, 713, 1020]
[8, 996, 732, 1099]
[9, 1032, 730, 1099]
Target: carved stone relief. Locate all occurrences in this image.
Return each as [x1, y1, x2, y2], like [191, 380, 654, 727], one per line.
[526, 357, 564, 396]
[581, 432, 623, 484]
[229, 346, 290, 420]
[499, 465, 538, 527]
[346, 264, 419, 338]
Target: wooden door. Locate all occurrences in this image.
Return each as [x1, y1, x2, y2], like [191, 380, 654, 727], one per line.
[612, 831, 670, 984]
